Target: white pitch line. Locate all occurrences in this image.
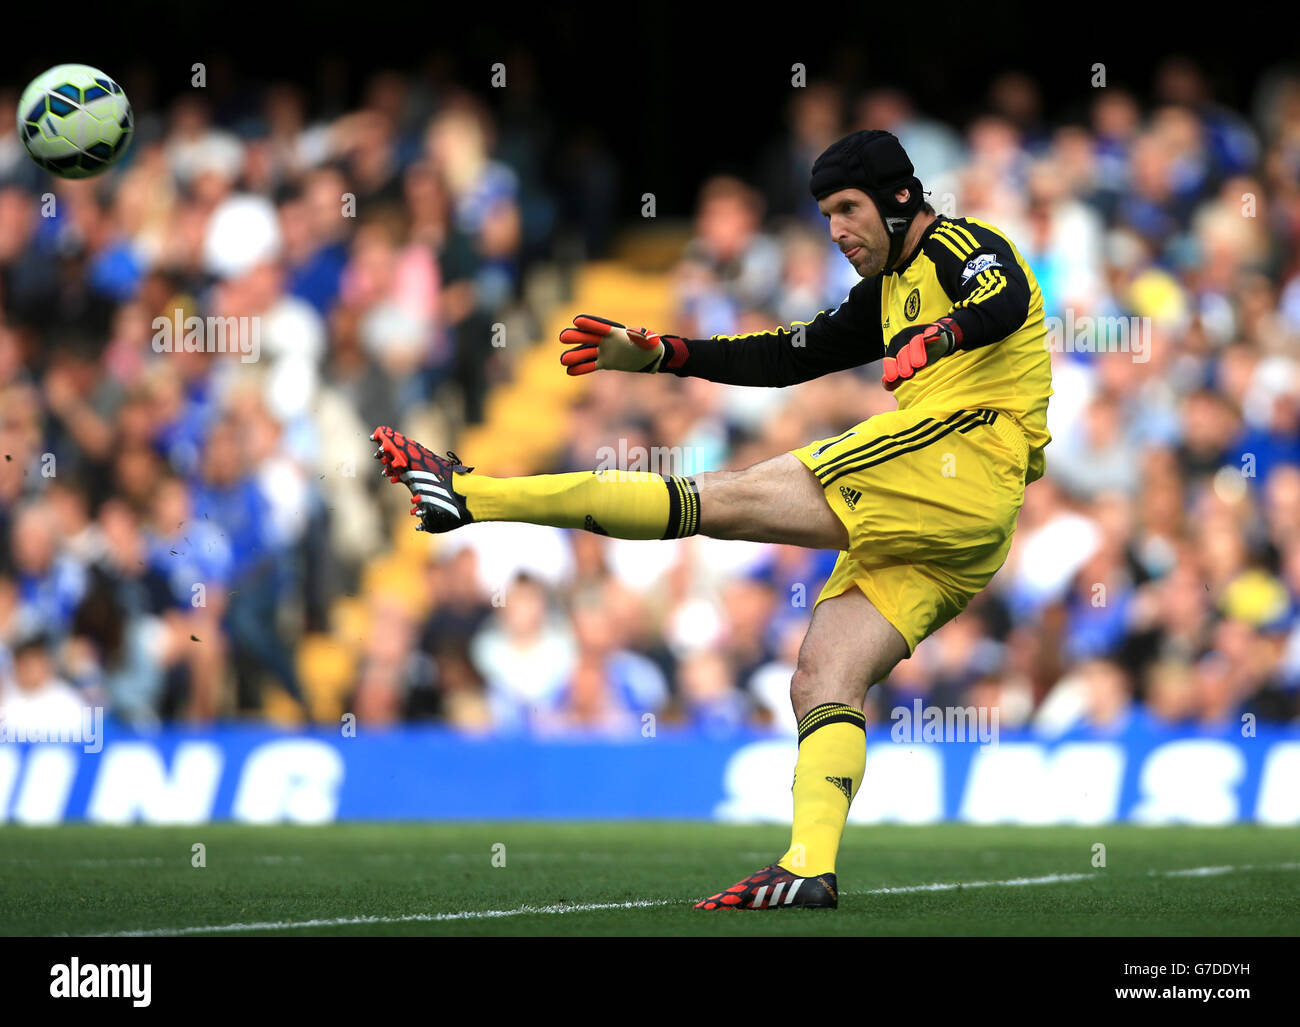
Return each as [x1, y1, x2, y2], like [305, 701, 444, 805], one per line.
[1160, 862, 1300, 877]
[1162, 865, 1235, 877]
[93, 900, 676, 937]
[850, 871, 1093, 895]
[851, 861, 1300, 896]
[89, 862, 1300, 937]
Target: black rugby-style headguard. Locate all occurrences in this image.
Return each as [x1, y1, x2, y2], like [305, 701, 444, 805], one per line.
[809, 129, 925, 270]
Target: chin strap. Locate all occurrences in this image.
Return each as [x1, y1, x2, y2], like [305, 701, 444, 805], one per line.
[883, 219, 911, 271]
[876, 183, 925, 271]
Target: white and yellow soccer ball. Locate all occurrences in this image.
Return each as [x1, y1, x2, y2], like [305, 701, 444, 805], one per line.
[16, 64, 134, 178]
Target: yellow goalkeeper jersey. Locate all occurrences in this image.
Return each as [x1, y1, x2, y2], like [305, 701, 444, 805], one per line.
[669, 215, 1053, 483]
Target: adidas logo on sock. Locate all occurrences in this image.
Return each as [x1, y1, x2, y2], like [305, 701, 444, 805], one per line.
[839, 486, 862, 510]
[825, 776, 852, 799]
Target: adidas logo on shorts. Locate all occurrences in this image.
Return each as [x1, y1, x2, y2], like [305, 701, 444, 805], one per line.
[839, 486, 862, 510]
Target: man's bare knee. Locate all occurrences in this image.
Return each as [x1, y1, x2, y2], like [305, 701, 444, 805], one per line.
[787, 588, 910, 721]
[789, 660, 865, 716]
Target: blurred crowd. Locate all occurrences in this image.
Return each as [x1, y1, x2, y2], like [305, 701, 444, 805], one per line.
[2, 56, 1299, 737]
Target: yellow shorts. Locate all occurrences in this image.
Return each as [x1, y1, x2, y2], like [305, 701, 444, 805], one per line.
[790, 407, 1030, 654]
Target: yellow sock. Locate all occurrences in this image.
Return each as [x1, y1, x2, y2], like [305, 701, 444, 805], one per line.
[457, 470, 700, 540]
[778, 702, 866, 877]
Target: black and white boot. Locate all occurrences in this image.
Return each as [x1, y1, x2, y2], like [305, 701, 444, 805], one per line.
[371, 425, 474, 533]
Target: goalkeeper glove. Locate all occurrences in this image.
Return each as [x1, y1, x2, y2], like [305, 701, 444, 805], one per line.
[881, 317, 962, 391]
[558, 314, 685, 375]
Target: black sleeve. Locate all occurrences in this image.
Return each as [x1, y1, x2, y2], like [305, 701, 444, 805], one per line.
[663, 276, 885, 387]
[924, 221, 1032, 350]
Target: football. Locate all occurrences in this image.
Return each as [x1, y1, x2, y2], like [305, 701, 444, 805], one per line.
[16, 63, 133, 178]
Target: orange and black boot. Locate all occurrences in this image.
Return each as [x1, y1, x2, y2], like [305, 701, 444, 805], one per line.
[695, 863, 838, 910]
[371, 425, 474, 533]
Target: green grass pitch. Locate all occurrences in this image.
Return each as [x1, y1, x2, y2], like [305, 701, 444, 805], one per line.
[1, 823, 1297, 936]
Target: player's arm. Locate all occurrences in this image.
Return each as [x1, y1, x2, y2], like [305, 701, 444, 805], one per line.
[881, 222, 1033, 389]
[559, 277, 884, 388]
[930, 221, 1033, 348]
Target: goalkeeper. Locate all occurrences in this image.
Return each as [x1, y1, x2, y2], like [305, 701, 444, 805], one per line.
[373, 129, 1052, 910]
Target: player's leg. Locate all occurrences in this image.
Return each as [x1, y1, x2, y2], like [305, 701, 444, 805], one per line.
[372, 426, 847, 549]
[694, 586, 908, 910]
[694, 453, 849, 549]
[698, 409, 1033, 909]
[779, 586, 906, 870]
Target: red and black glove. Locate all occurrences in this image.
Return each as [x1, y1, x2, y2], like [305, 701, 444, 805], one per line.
[881, 317, 962, 391]
[559, 314, 688, 376]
